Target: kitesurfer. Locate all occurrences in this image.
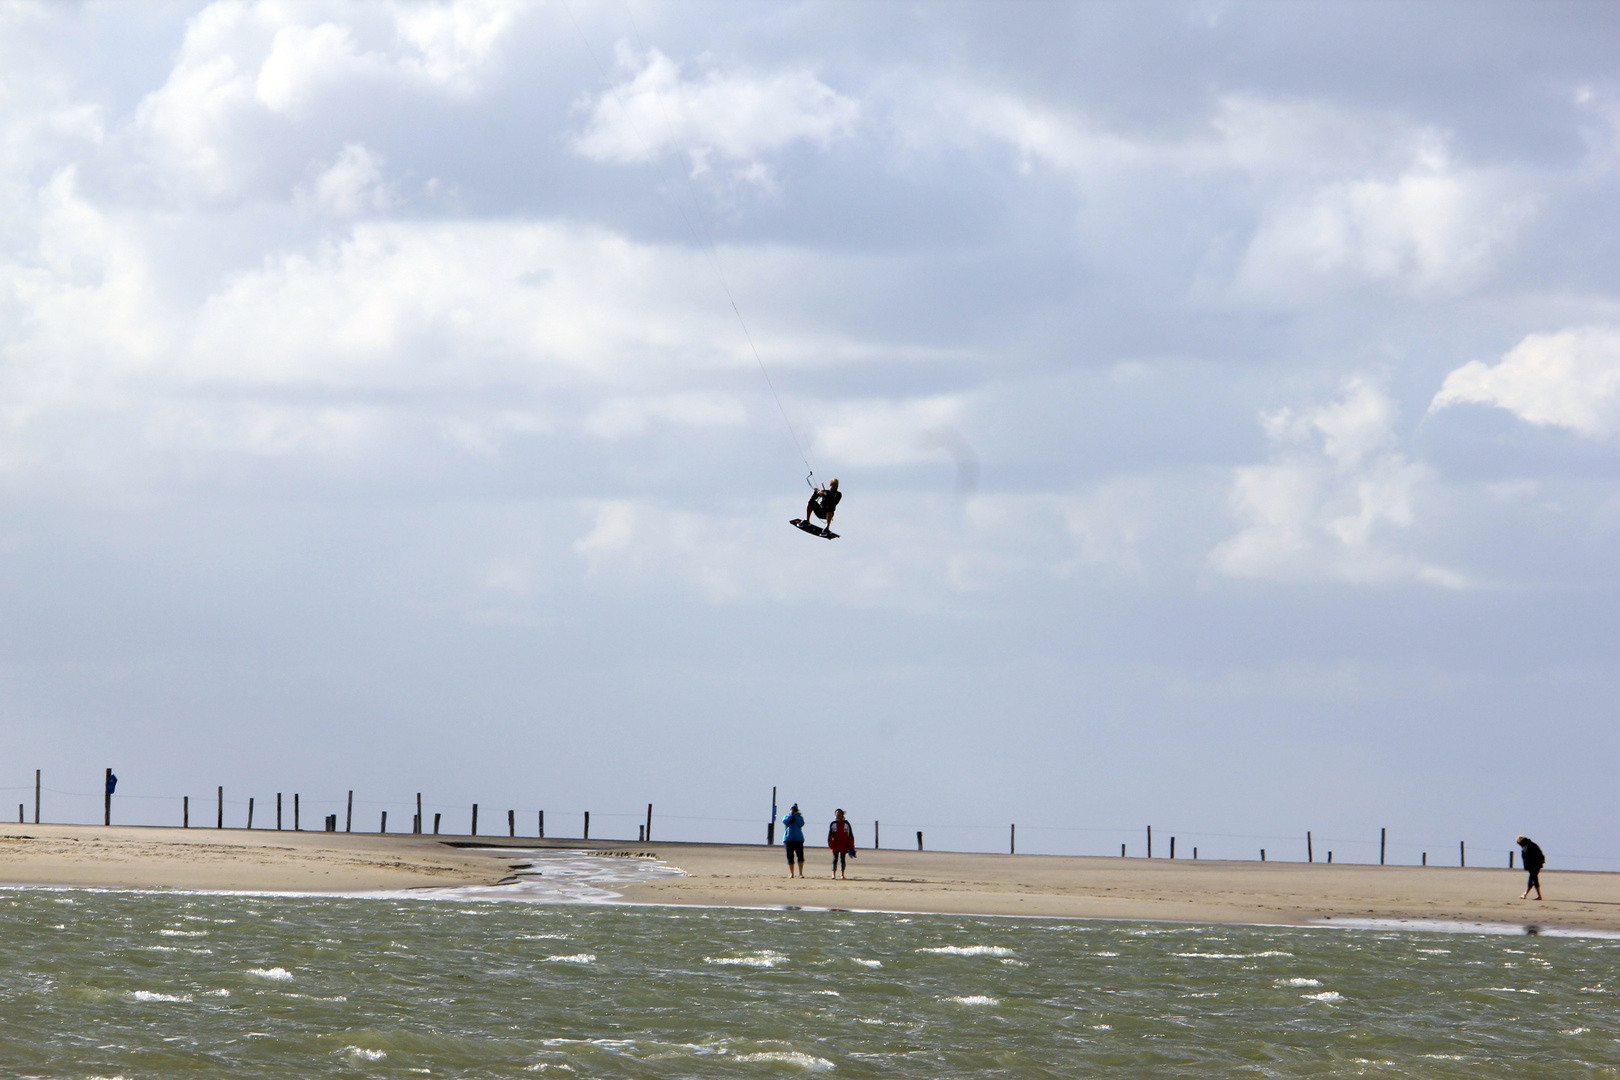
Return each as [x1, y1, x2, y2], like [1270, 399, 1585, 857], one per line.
[805, 479, 841, 534]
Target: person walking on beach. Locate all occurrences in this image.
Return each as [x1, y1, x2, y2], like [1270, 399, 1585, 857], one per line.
[782, 804, 806, 878]
[828, 809, 855, 879]
[1517, 836, 1545, 900]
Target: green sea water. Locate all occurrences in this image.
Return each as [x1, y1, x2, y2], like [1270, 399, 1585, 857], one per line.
[2, 878, 1617, 1078]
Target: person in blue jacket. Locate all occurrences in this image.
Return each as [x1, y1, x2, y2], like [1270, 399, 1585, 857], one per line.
[782, 804, 806, 878]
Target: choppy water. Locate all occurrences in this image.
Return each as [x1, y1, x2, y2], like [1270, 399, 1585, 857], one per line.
[2, 863, 1618, 1078]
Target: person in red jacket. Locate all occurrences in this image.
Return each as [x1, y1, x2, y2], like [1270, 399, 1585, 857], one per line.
[828, 808, 856, 879]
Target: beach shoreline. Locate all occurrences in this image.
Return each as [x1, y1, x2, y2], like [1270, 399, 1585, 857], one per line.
[3, 823, 1615, 934]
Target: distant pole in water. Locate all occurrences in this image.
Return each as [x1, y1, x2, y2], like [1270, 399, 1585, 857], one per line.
[1460, 840, 1465, 867]
[1010, 824, 1016, 855]
[1380, 828, 1386, 866]
[584, 811, 590, 841]
[1169, 836, 1175, 859]
[471, 804, 478, 836]
[217, 786, 223, 829]
[434, 813, 441, 835]
[380, 811, 387, 833]
[1147, 825, 1152, 858]
[508, 809, 515, 837]
[646, 803, 653, 841]
[103, 768, 113, 826]
[917, 831, 923, 851]
[345, 790, 353, 833]
[248, 797, 255, 829]
[33, 769, 40, 824]
[1307, 831, 1313, 863]
[538, 811, 544, 839]
[183, 796, 189, 828]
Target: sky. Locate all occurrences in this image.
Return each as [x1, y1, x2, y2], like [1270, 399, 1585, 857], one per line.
[3, 0, 1620, 868]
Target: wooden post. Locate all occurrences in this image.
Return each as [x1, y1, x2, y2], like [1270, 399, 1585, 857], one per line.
[33, 769, 40, 824]
[1193, 847, 1198, 859]
[646, 803, 653, 841]
[1307, 831, 1313, 863]
[217, 786, 223, 829]
[345, 790, 353, 833]
[1169, 836, 1175, 859]
[1147, 825, 1152, 858]
[471, 804, 478, 835]
[380, 810, 387, 833]
[1010, 823, 1016, 855]
[1380, 827, 1386, 865]
[184, 796, 189, 828]
[875, 821, 880, 849]
[1509, 850, 1514, 869]
[294, 793, 300, 831]
[639, 825, 644, 842]
[434, 813, 441, 834]
[248, 797, 254, 829]
[1422, 852, 1427, 866]
[768, 786, 776, 846]
[104, 768, 112, 826]
[1121, 843, 1126, 857]
[1260, 849, 1266, 862]
[415, 793, 423, 835]
[276, 793, 282, 831]
[508, 809, 515, 837]
[538, 810, 544, 839]
[1327, 851, 1332, 863]
[1460, 840, 1465, 867]
[583, 811, 590, 840]
[916, 830, 923, 851]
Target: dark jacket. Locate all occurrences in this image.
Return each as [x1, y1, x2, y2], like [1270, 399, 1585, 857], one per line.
[1520, 839, 1545, 873]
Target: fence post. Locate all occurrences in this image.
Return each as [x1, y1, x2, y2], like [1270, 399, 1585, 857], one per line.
[1260, 849, 1266, 862]
[538, 810, 544, 839]
[1307, 831, 1312, 863]
[217, 786, 223, 829]
[33, 769, 39, 824]
[380, 810, 387, 833]
[1147, 825, 1152, 858]
[415, 793, 422, 835]
[1380, 827, 1386, 865]
[916, 830, 923, 851]
[1121, 843, 1126, 857]
[1193, 847, 1198, 859]
[584, 811, 590, 840]
[1509, 850, 1514, 869]
[184, 796, 189, 828]
[276, 793, 282, 831]
[248, 797, 254, 829]
[104, 768, 113, 826]
[1422, 852, 1427, 866]
[471, 804, 478, 835]
[434, 812, 441, 835]
[508, 809, 515, 837]
[875, 821, 880, 849]
[646, 803, 653, 841]
[294, 794, 300, 831]
[1460, 840, 1465, 867]
[1010, 823, 1016, 855]
[1169, 836, 1175, 859]
[346, 790, 353, 833]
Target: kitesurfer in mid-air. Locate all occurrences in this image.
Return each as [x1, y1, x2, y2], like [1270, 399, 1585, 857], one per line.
[805, 479, 841, 534]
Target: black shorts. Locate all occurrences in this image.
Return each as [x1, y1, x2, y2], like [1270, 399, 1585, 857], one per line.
[785, 840, 805, 864]
[1527, 868, 1541, 888]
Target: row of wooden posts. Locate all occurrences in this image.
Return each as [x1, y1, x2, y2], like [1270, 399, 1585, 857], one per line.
[20, 770, 660, 842]
[19, 772, 1514, 867]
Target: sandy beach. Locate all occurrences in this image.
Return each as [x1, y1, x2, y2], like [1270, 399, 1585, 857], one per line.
[3, 823, 1615, 933]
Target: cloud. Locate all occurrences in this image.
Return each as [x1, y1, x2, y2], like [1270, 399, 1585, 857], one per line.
[572, 44, 859, 182]
[1431, 326, 1620, 439]
[299, 141, 394, 215]
[811, 394, 968, 468]
[1210, 379, 1463, 587]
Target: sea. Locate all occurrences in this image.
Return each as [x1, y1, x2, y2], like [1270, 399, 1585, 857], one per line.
[2, 850, 1616, 1079]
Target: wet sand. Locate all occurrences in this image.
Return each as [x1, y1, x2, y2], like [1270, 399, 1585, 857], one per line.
[3, 824, 1615, 933]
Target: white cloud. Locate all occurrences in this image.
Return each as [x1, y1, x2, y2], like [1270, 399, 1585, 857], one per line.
[572, 44, 859, 181]
[583, 393, 746, 439]
[1431, 326, 1620, 439]
[1210, 379, 1462, 587]
[299, 141, 394, 215]
[811, 395, 967, 468]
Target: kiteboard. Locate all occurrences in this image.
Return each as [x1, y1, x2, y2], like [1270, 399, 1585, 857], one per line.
[790, 518, 839, 539]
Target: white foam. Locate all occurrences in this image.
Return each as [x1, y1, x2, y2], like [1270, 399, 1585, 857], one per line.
[1302, 991, 1343, 1002]
[946, 995, 999, 1005]
[706, 950, 787, 968]
[246, 967, 293, 981]
[733, 1051, 834, 1071]
[343, 1047, 387, 1062]
[916, 945, 1013, 957]
[851, 958, 881, 968]
[1278, 978, 1321, 987]
[158, 929, 207, 937]
[1174, 951, 1292, 959]
[544, 953, 596, 964]
[129, 990, 192, 1003]
[407, 849, 686, 904]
